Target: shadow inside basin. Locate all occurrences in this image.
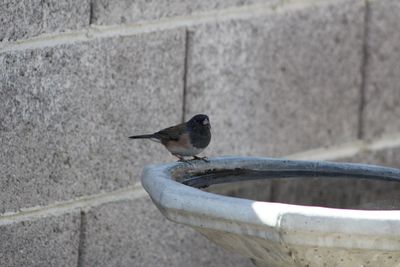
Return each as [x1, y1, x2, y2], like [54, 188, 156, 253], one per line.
[177, 165, 400, 210]
[204, 177, 400, 210]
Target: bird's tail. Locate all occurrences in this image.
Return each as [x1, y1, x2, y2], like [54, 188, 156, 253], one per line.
[128, 134, 156, 139]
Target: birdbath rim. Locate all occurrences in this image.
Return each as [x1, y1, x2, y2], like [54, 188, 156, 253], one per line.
[141, 156, 400, 252]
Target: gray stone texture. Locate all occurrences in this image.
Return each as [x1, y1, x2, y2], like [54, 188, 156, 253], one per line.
[363, 0, 400, 139]
[0, 0, 90, 41]
[0, 211, 80, 267]
[185, 0, 365, 158]
[80, 196, 254, 267]
[91, 0, 278, 26]
[0, 29, 185, 213]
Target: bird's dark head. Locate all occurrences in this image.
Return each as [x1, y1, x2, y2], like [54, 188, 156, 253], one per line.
[188, 114, 211, 129]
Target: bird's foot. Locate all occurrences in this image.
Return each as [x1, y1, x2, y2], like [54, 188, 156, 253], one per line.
[177, 158, 193, 164]
[173, 154, 193, 164]
[192, 156, 209, 162]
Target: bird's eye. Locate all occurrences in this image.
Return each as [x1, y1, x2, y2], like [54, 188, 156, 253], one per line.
[202, 118, 209, 125]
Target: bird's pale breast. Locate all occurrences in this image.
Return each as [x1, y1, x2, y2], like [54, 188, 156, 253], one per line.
[164, 133, 204, 156]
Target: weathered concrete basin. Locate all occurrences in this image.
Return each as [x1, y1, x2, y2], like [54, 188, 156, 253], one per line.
[141, 156, 400, 267]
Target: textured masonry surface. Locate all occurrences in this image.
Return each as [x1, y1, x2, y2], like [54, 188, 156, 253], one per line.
[363, 0, 400, 138]
[1, 0, 400, 266]
[185, 0, 364, 157]
[80, 197, 254, 267]
[0, 211, 81, 267]
[0, 29, 185, 212]
[0, 0, 91, 41]
[91, 0, 279, 26]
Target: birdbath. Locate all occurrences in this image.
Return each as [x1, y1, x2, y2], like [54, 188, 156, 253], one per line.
[141, 156, 400, 267]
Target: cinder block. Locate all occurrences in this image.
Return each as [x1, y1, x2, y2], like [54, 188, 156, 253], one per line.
[185, 0, 365, 157]
[0, 0, 90, 41]
[80, 196, 254, 267]
[91, 0, 278, 25]
[0, 29, 185, 212]
[363, 0, 400, 138]
[0, 211, 80, 267]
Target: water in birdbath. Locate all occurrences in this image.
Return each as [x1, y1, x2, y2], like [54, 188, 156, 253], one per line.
[204, 176, 400, 210]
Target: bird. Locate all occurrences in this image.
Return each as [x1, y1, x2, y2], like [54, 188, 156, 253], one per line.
[129, 114, 211, 162]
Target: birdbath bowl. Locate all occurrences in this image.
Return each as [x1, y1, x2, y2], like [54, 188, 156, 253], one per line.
[141, 156, 400, 267]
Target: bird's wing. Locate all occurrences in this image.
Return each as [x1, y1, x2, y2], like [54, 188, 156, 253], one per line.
[155, 123, 186, 141]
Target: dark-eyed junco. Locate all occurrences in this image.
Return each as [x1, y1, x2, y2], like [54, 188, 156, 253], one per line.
[129, 114, 211, 161]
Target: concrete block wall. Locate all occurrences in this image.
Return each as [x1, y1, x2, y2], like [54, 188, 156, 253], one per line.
[1, 0, 400, 266]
